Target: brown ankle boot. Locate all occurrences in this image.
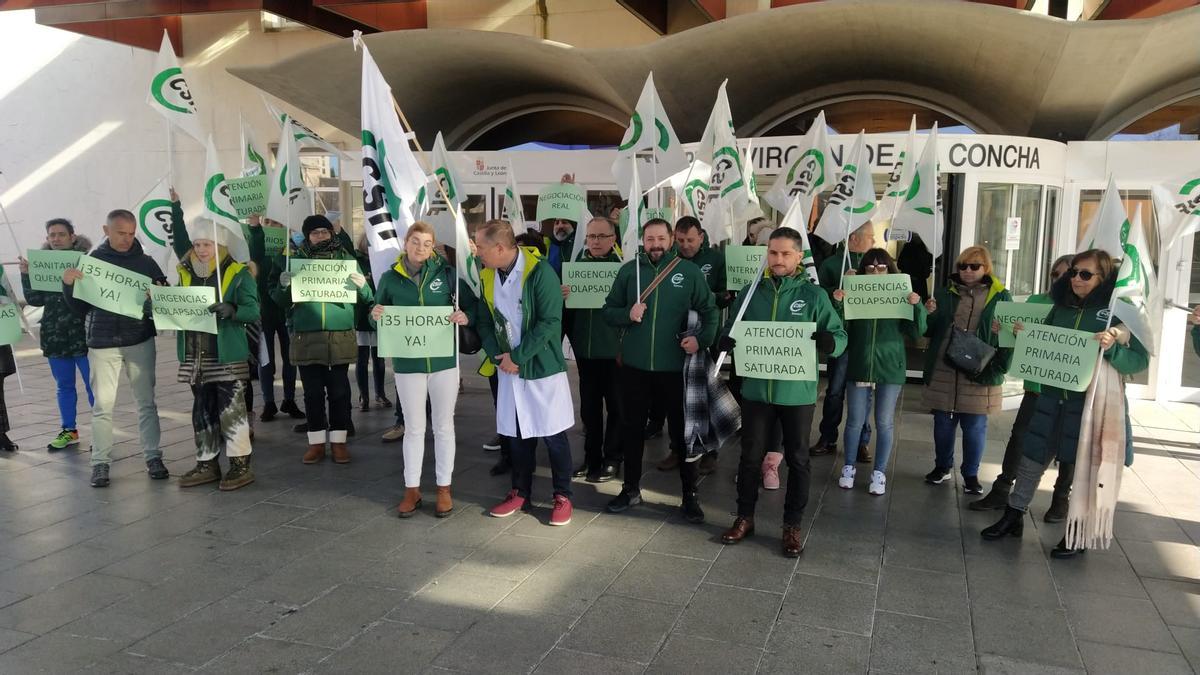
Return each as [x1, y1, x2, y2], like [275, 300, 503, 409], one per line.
[396, 488, 422, 518]
[435, 486, 453, 518]
[302, 444, 325, 464]
[330, 442, 351, 464]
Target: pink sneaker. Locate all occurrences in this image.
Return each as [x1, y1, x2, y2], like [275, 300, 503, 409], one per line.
[490, 489, 526, 518]
[761, 451, 783, 490]
[550, 494, 573, 526]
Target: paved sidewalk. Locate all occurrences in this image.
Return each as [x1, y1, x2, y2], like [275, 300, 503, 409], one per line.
[0, 335, 1196, 674]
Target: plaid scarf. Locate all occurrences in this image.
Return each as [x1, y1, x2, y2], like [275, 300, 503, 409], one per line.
[681, 310, 741, 459]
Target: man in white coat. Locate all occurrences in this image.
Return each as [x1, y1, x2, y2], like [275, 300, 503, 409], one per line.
[473, 219, 577, 526]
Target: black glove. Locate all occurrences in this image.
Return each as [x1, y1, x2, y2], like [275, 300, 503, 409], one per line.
[207, 302, 236, 320]
[811, 330, 836, 355]
[717, 334, 737, 352]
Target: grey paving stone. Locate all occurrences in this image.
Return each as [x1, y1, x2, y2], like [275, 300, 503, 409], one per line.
[288, 494, 393, 533]
[454, 533, 564, 581]
[434, 610, 569, 674]
[971, 605, 1083, 669]
[532, 648, 645, 674]
[1170, 625, 1200, 673]
[316, 619, 457, 674]
[560, 594, 682, 664]
[703, 538, 799, 594]
[0, 542, 130, 595]
[1113, 510, 1194, 545]
[212, 524, 339, 574]
[675, 583, 781, 647]
[793, 530, 882, 585]
[98, 533, 234, 583]
[552, 523, 655, 568]
[1121, 539, 1200, 583]
[318, 513, 420, 559]
[0, 572, 146, 635]
[964, 555, 1063, 610]
[641, 520, 724, 561]
[1077, 640, 1195, 675]
[0, 626, 36, 653]
[421, 509, 512, 549]
[127, 597, 291, 667]
[198, 636, 333, 674]
[386, 570, 518, 632]
[869, 611, 976, 674]
[81, 651, 194, 674]
[3, 513, 118, 561]
[883, 534, 967, 575]
[760, 621, 871, 674]
[496, 561, 619, 619]
[1048, 546, 1149, 599]
[262, 582, 407, 648]
[1143, 578, 1200, 629]
[977, 654, 1085, 675]
[0, 632, 120, 673]
[1064, 590, 1181, 653]
[876, 565, 969, 622]
[780, 573, 875, 636]
[646, 633, 763, 675]
[609, 552, 709, 605]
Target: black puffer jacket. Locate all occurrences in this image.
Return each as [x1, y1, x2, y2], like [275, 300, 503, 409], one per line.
[21, 236, 92, 358]
[62, 239, 167, 349]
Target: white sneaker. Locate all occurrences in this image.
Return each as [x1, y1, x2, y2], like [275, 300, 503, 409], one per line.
[838, 465, 856, 489]
[869, 470, 887, 496]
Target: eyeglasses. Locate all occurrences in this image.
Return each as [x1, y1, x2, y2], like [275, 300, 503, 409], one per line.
[865, 264, 890, 272]
[585, 234, 615, 241]
[957, 263, 983, 272]
[1068, 268, 1098, 281]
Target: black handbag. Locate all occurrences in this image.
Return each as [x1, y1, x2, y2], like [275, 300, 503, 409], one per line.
[943, 326, 996, 376]
[458, 325, 482, 355]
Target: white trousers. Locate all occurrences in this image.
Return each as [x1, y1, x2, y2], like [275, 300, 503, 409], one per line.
[395, 368, 459, 488]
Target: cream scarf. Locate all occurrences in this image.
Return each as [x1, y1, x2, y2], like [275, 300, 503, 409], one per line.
[1065, 356, 1126, 550]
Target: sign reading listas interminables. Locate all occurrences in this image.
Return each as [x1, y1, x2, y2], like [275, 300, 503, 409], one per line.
[725, 245, 764, 292]
[562, 262, 620, 309]
[842, 274, 912, 320]
[289, 259, 356, 303]
[1009, 324, 1100, 392]
[377, 306, 455, 359]
[733, 320, 817, 381]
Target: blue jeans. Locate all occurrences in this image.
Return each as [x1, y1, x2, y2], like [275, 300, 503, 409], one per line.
[844, 383, 901, 473]
[49, 355, 93, 430]
[818, 351, 871, 447]
[933, 410, 987, 478]
[259, 322, 296, 405]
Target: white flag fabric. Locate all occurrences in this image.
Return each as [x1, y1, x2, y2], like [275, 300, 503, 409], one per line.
[764, 110, 834, 221]
[778, 196, 819, 284]
[1084, 175, 1126, 259]
[239, 115, 267, 178]
[1152, 169, 1200, 249]
[673, 160, 712, 220]
[264, 114, 313, 230]
[813, 131, 876, 246]
[569, 200, 595, 263]
[1111, 205, 1159, 355]
[612, 72, 688, 198]
[356, 35, 427, 281]
[201, 135, 250, 262]
[696, 80, 750, 244]
[146, 31, 205, 143]
[622, 157, 642, 264]
[135, 176, 177, 268]
[893, 123, 944, 258]
[454, 208, 480, 298]
[737, 144, 764, 227]
[417, 131, 467, 243]
[502, 159, 527, 228]
[875, 115, 917, 223]
[264, 98, 345, 157]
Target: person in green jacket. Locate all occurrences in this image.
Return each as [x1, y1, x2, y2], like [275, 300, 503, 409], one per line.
[982, 249, 1149, 558]
[831, 248, 926, 496]
[602, 218, 719, 522]
[922, 245, 1013, 493]
[354, 236, 390, 412]
[716, 227, 847, 557]
[160, 217, 261, 491]
[18, 219, 94, 451]
[565, 216, 624, 483]
[372, 221, 472, 518]
[271, 215, 372, 465]
[971, 255, 1073, 515]
[247, 215, 305, 423]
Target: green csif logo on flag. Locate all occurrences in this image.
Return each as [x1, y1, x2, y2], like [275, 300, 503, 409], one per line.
[1175, 178, 1200, 217]
[139, 199, 175, 247]
[247, 144, 267, 177]
[204, 174, 239, 224]
[618, 112, 671, 153]
[150, 67, 196, 115]
[784, 148, 827, 198]
[362, 130, 403, 234]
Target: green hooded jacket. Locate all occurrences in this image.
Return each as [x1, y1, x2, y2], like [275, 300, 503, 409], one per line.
[476, 247, 567, 380]
[567, 248, 622, 360]
[602, 250, 719, 373]
[841, 300, 927, 385]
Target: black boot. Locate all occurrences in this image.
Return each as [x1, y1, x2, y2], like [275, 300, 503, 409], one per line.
[1044, 492, 1070, 523]
[969, 484, 1011, 511]
[259, 401, 278, 422]
[681, 492, 705, 524]
[981, 506, 1025, 540]
[0, 433, 16, 452]
[1051, 536, 1086, 559]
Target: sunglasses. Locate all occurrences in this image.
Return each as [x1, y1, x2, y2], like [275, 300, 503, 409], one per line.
[957, 263, 983, 272]
[864, 264, 890, 272]
[1069, 268, 1098, 281]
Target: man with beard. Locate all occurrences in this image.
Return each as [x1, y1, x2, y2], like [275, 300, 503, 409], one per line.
[602, 218, 718, 522]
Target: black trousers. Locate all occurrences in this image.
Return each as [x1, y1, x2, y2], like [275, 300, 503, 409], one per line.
[488, 372, 510, 462]
[578, 358, 623, 469]
[356, 346, 386, 399]
[737, 400, 814, 526]
[298, 364, 351, 432]
[619, 366, 698, 494]
[994, 391, 1074, 497]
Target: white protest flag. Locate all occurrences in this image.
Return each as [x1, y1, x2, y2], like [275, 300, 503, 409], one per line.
[673, 160, 712, 220]
[764, 110, 834, 221]
[569, 200, 595, 263]
[239, 115, 267, 177]
[875, 115, 917, 222]
[1084, 175, 1127, 259]
[146, 30, 205, 143]
[737, 144, 764, 224]
[502, 158, 527, 227]
[612, 72, 688, 197]
[778, 196, 819, 284]
[355, 35, 427, 282]
[264, 113, 313, 229]
[202, 135, 250, 262]
[893, 123, 944, 258]
[417, 131, 467, 243]
[813, 131, 876, 246]
[622, 157, 642, 264]
[1110, 205, 1160, 355]
[135, 176, 177, 268]
[1152, 169, 1200, 249]
[696, 80, 748, 244]
[454, 207, 480, 298]
[264, 98, 345, 157]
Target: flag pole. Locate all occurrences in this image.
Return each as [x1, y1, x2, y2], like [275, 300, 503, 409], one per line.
[213, 217, 223, 304]
[713, 250, 769, 375]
